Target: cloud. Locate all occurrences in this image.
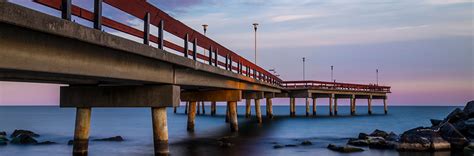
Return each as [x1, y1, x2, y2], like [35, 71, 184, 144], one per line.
[271, 14, 321, 22]
[423, 0, 473, 5]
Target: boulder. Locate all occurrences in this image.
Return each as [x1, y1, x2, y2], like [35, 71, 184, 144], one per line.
[37, 141, 57, 145]
[284, 144, 297, 147]
[358, 133, 369, 139]
[465, 118, 474, 139]
[464, 143, 474, 156]
[10, 129, 39, 138]
[347, 138, 369, 146]
[463, 101, 474, 117]
[92, 136, 124, 142]
[0, 136, 8, 146]
[217, 141, 233, 148]
[367, 136, 396, 149]
[370, 129, 389, 139]
[327, 144, 364, 153]
[386, 132, 399, 141]
[0, 131, 6, 136]
[301, 140, 312, 145]
[445, 108, 468, 123]
[10, 134, 38, 145]
[430, 119, 443, 127]
[397, 127, 450, 151]
[438, 122, 470, 149]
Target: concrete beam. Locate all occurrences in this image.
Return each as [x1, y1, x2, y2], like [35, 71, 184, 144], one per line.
[264, 92, 275, 98]
[181, 90, 242, 102]
[289, 90, 311, 98]
[60, 85, 180, 107]
[243, 91, 264, 99]
[275, 92, 289, 98]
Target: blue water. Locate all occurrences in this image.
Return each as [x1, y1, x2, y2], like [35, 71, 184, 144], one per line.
[0, 105, 459, 156]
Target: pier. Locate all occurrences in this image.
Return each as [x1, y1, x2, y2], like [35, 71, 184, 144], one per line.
[0, 0, 390, 155]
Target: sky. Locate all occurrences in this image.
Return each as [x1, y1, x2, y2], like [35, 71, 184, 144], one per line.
[0, 0, 473, 106]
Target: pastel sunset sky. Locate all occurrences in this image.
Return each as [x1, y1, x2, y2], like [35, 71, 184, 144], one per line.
[0, 0, 472, 106]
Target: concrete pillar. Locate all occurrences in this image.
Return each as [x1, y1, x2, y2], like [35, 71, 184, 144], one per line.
[73, 107, 91, 155]
[353, 97, 357, 115]
[384, 98, 388, 114]
[187, 101, 197, 132]
[266, 98, 273, 119]
[197, 101, 201, 115]
[225, 103, 229, 123]
[368, 96, 372, 115]
[329, 95, 333, 116]
[334, 98, 338, 116]
[211, 101, 216, 116]
[312, 98, 317, 116]
[152, 107, 169, 155]
[255, 99, 262, 123]
[173, 106, 177, 114]
[228, 101, 238, 132]
[245, 99, 251, 118]
[201, 101, 205, 114]
[290, 98, 296, 117]
[305, 98, 309, 116]
[185, 102, 188, 115]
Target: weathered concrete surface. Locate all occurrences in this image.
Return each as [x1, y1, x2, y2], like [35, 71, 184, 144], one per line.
[0, 2, 280, 93]
[73, 107, 91, 155]
[152, 107, 169, 155]
[228, 101, 238, 132]
[266, 98, 273, 119]
[245, 99, 251, 118]
[181, 90, 241, 102]
[255, 99, 262, 123]
[187, 101, 197, 132]
[243, 91, 264, 99]
[60, 85, 180, 107]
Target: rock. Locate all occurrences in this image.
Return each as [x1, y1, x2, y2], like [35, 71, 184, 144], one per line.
[37, 141, 56, 145]
[445, 108, 468, 123]
[366, 136, 396, 149]
[217, 141, 233, 148]
[397, 127, 450, 151]
[10, 134, 38, 145]
[358, 133, 369, 139]
[386, 132, 399, 141]
[438, 122, 470, 149]
[464, 143, 474, 156]
[465, 118, 474, 139]
[463, 101, 474, 117]
[92, 136, 124, 142]
[370, 129, 389, 139]
[0, 131, 6, 136]
[284, 144, 297, 147]
[327, 144, 364, 153]
[347, 138, 369, 146]
[0, 136, 8, 146]
[67, 140, 74, 145]
[10, 129, 40, 138]
[301, 140, 312, 145]
[430, 119, 443, 127]
[273, 144, 284, 149]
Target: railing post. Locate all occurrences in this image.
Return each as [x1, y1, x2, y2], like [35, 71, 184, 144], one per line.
[184, 34, 189, 57]
[143, 12, 150, 45]
[158, 20, 164, 50]
[228, 56, 232, 71]
[225, 54, 229, 70]
[208, 46, 213, 65]
[93, 0, 102, 30]
[214, 48, 218, 67]
[193, 38, 197, 61]
[61, 0, 71, 21]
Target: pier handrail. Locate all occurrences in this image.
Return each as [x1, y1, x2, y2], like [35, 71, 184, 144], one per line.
[281, 80, 391, 93]
[33, 0, 283, 85]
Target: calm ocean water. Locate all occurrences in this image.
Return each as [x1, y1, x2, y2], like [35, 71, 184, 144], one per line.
[0, 105, 460, 156]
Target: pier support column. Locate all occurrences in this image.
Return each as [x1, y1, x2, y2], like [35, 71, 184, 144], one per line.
[266, 98, 273, 119]
[312, 98, 317, 116]
[228, 101, 238, 132]
[255, 99, 262, 123]
[350, 96, 354, 116]
[197, 101, 201, 115]
[245, 99, 251, 118]
[73, 107, 91, 155]
[211, 101, 216, 116]
[225, 103, 229, 123]
[187, 101, 197, 132]
[353, 97, 357, 115]
[384, 98, 388, 114]
[305, 98, 310, 117]
[152, 107, 169, 155]
[290, 98, 296, 117]
[173, 106, 177, 114]
[329, 95, 333, 116]
[201, 101, 206, 114]
[334, 98, 338, 116]
[368, 96, 372, 115]
[185, 102, 188, 114]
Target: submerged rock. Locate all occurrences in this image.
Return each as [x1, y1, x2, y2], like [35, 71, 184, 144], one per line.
[370, 129, 389, 139]
[463, 101, 474, 117]
[273, 144, 284, 149]
[430, 119, 443, 127]
[358, 133, 369, 139]
[367, 136, 396, 149]
[284, 144, 297, 147]
[397, 127, 450, 151]
[0, 137, 8, 146]
[0, 131, 6, 136]
[10, 129, 40, 138]
[217, 141, 233, 148]
[464, 143, 474, 156]
[347, 138, 369, 146]
[301, 140, 312, 145]
[327, 144, 364, 153]
[67, 140, 74, 145]
[37, 141, 57, 145]
[10, 134, 38, 145]
[92, 136, 124, 142]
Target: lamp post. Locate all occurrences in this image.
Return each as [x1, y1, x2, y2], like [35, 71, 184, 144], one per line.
[253, 23, 258, 64]
[202, 24, 208, 55]
[376, 69, 379, 86]
[302, 57, 306, 81]
[331, 65, 334, 82]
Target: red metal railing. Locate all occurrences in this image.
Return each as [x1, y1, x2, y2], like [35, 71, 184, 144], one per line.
[32, 0, 283, 85]
[281, 81, 391, 93]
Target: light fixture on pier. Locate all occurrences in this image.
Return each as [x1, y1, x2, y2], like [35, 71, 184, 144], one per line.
[253, 23, 259, 65]
[202, 24, 208, 55]
[302, 57, 306, 81]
